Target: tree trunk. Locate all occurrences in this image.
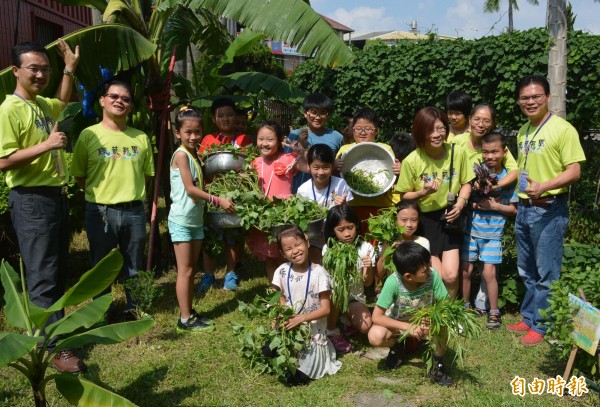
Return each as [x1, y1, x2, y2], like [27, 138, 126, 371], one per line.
[508, 2, 514, 32]
[547, 0, 567, 119]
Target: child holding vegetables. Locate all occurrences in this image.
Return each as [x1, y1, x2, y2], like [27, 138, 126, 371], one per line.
[168, 107, 235, 332]
[297, 144, 353, 264]
[322, 204, 375, 354]
[248, 121, 308, 282]
[272, 225, 342, 384]
[368, 241, 453, 386]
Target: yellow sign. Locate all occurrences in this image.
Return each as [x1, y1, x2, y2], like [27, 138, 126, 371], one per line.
[568, 293, 600, 356]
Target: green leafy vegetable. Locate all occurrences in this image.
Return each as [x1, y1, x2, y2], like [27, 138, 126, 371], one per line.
[322, 239, 362, 313]
[344, 168, 389, 194]
[232, 291, 311, 380]
[399, 299, 481, 373]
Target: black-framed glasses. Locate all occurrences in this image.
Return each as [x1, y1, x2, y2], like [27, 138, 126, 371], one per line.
[353, 127, 375, 134]
[306, 110, 328, 119]
[104, 93, 132, 104]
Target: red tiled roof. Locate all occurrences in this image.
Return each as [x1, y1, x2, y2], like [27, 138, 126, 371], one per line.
[319, 14, 354, 33]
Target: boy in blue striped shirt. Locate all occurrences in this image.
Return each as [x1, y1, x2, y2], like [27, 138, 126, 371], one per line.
[461, 132, 517, 330]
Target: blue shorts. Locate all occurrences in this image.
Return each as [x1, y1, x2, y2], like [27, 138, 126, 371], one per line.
[462, 235, 503, 264]
[169, 220, 205, 242]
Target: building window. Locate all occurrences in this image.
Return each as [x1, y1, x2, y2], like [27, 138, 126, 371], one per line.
[34, 17, 63, 46]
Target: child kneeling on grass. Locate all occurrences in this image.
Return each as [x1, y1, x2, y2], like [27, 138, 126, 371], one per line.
[368, 241, 453, 386]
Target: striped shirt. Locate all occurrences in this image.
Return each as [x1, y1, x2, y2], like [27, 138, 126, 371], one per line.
[466, 169, 517, 240]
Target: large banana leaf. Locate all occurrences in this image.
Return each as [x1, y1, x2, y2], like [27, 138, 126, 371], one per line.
[158, 0, 354, 67]
[0, 332, 42, 367]
[0, 24, 156, 104]
[221, 72, 306, 104]
[160, 6, 232, 74]
[55, 374, 138, 407]
[45, 249, 122, 314]
[196, 0, 354, 67]
[55, 318, 156, 351]
[0, 261, 33, 331]
[45, 294, 113, 339]
[52, 0, 108, 13]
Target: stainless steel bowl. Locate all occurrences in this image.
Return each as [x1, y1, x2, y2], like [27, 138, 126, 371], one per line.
[207, 211, 242, 229]
[340, 142, 397, 197]
[203, 152, 246, 178]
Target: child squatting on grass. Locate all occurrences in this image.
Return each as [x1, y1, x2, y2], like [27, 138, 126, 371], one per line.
[368, 241, 454, 386]
[168, 107, 235, 333]
[271, 225, 342, 385]
[322, 204, 375, 354]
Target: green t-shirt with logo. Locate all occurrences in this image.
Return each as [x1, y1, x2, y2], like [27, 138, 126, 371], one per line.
[0, 95, 66, 188]
[516, 115, 586, 198]
[71, 123, 155, 204]
[395, 143, 474, 212]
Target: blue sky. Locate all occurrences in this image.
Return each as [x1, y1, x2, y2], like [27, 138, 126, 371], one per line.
[311, 0, 600, 39]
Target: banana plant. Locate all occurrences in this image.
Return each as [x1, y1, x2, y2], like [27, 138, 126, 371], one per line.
[0, 249, 156, 407]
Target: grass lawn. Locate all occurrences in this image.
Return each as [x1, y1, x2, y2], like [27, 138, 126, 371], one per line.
[1, 231, 598, 407]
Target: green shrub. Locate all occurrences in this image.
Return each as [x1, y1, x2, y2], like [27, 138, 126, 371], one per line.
[290, 28, 600, 137]
[125, 269, 162, 317]
[541, 242, 600, 381]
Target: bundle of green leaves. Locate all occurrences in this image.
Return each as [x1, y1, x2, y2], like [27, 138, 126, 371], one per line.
[366, 208, 405, 274]
[322, 239, 362, 313]
[343, 169, 386, 195]
[399, 299, 481, 373]
[232, 291, 311, 380]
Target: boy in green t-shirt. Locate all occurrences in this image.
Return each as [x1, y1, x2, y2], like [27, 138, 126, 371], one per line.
[368, 241, 452, 386]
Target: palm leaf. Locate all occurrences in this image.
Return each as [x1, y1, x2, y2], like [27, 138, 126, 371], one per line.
[53, 0, 108, 13]
[0, 24, 156, 104]
[0, 332, 42, 367]
[160, 5, 232, 73]
[55, 318, 156, 351]
[159, 0, 354, 67]
[55, 374, 138, 407]
[45, 294, 113, 339]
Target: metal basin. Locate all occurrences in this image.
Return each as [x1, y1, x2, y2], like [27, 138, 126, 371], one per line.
[203, 152, 246, 178]
[207, 211, 242, 229]
[340, 142, 397, 197]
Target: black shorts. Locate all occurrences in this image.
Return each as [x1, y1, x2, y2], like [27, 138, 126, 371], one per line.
[420, 208, 463, 256]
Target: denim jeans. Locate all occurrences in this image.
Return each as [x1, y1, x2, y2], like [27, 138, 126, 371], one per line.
[515, 195, 568, 335]
[85, 202, 147, 310]
[9, 187, 69, 349]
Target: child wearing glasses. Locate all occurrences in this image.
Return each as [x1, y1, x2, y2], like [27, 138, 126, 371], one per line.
[286, 92, 344, 192]
[333, 108, 401, 233]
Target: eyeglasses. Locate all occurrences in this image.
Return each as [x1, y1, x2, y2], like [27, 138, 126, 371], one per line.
[19, 66, 52, 75]
[432, 126, 447, 134]
[306, 110, 328, 119]
[518, 93, 546, 103]
[353, 127, 376, 134]
[471, 117, 492, 126]
[104, 93, 132, 104]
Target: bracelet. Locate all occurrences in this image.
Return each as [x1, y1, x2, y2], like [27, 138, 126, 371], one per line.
[215, 196, 221, 208]
[63, 68, 74, 78]
[458, 196, 469, 204]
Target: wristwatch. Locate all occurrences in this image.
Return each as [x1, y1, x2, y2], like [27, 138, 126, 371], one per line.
[63, 68, 74, 78]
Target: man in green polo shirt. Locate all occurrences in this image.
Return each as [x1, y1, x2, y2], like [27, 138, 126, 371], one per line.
[507, 75, 586, 346]
[0, 40, 85, 373]
[72, 80, 155, 318]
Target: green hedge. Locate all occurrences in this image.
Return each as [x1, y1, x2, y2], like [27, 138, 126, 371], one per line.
[290, 28, 600, 136]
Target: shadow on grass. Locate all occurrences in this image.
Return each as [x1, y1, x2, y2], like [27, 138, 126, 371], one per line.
[84, 364, 198, 407]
